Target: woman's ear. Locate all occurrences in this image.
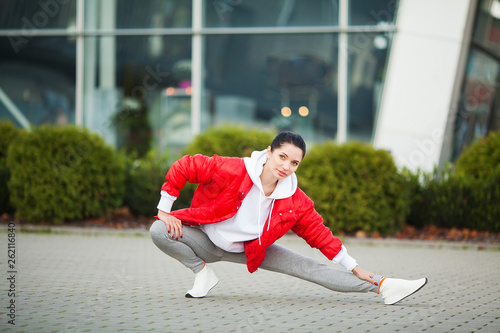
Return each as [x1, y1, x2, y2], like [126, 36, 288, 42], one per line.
[266, 146, 271, 159]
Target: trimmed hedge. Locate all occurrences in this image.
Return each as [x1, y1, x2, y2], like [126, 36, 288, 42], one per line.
[298, 141, 409, 234]
[7, 125, 126, 223]
[0, 120, 21, 214]
[183, 126, 275, 157]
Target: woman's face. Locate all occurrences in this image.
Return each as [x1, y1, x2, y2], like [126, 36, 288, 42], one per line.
[265, 143, 303, 179]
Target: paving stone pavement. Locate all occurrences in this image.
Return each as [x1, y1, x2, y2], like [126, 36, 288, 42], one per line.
[1, 226, 499, 333]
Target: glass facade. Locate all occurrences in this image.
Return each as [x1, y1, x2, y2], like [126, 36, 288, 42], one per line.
[204, 33, 339, 143]
[349, 0, 398, 26]
[86, 0, 192, 29]
[0, 36, 76, 127]
[348, 32, 392, 141]
[82, 34, 192, 155]
[204, 0, 339, 27]
[0, 0, 77, 30]
[452, 0, 500, 159]
[0, 0, 398, 156]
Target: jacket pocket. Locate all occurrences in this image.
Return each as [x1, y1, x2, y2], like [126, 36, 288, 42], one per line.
[273, 210, 295, 238]
[277, 209, 295, 222]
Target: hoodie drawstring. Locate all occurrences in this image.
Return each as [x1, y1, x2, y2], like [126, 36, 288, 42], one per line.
[267, 199, 275, 232]
[257, 193, 275, 246]
[258, 192, 262, 245]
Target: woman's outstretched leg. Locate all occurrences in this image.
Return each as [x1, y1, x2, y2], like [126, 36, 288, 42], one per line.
[255, 244, 428, 304]
[257, 244, 380, 293]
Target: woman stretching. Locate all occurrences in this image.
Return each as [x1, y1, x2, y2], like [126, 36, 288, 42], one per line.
[150, 131, 427, 305]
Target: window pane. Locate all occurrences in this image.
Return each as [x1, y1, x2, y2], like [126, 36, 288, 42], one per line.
[349, 0, 398, 26]
[83, 35, 192, 156]
[0, 0, 77, 30]
[0, 37, 75, 128]
[472, 0, 500, 57]
[204, 34, 338, 143]
[348, 32, 393, 141]
[452, 49, 500, 160]
[205, 0, 339, 27]
[85, 0, 192, 30]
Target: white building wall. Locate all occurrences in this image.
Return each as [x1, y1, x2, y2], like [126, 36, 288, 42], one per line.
[373, 0, 473, 172]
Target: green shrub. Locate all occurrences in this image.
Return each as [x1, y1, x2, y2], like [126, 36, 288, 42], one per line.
[0, 120, 22, 214]
[124, 149, 170, 217]
[298, 141, 410, 234]
[455, 131, 500, 179]
[407, 165, 500, 232]
[403, 168, 428, 229]
[406, 167, 464, 229]
[183, 125, 275, 157]
[7, 125, 126, 223]
[407, 132, 500, 232]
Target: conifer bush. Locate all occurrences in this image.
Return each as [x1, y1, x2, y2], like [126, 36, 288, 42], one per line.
[0, 120, 22, 214]
[7, 125, 126, 223]
[298, 141, 410, 234]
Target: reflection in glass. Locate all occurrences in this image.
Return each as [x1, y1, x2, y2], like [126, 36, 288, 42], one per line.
[348, 32, 393, 141]
[349, 0, 398, 26]
[83, 35, 192, 157]
[85, 0, 192, 30]
[452, 49, 499, 160]
[204, 34, 338, 143]
[205, 0, 339, 27]
[0, 0, 77, 30]
[0, 37, 75, 128]
[0, 0, 398, 155]
[472, 0, 500, 57]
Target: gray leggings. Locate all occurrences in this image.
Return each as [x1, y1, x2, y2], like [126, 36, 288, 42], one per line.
[150, 220, 379, 294]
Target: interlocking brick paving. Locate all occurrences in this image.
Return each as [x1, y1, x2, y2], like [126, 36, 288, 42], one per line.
[1, 228, 499, 332]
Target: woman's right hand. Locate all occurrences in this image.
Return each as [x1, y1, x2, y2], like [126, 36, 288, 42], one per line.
[352, 266, 378, 286]
[157, 210, 183, 240]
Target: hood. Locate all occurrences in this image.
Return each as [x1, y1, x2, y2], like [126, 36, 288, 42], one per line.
[243, 149, 297, 199]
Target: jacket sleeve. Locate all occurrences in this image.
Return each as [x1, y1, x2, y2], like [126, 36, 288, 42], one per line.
[160, 154, 219, 197]
[291, 190, 343, 260]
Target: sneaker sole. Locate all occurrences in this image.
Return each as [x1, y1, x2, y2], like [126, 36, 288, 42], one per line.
[387, 277, 428, 305]
[185, 280, 219, 298]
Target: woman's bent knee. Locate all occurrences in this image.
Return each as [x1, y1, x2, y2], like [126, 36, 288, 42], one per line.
[150, 220, 168, 241]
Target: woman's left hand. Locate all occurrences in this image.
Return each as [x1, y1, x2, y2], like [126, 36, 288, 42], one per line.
[352, 266, 378, 286]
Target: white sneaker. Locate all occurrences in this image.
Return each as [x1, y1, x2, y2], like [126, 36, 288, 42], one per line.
[185, 265, 219, 298]
[379, 277, 428, 305]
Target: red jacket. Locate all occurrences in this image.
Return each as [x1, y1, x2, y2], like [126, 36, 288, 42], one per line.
[161, 154, 343, 273]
